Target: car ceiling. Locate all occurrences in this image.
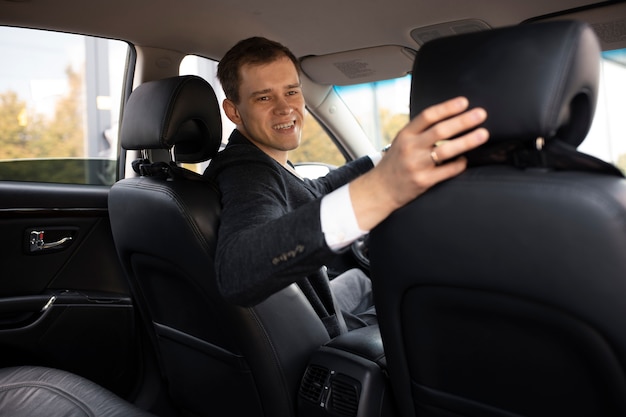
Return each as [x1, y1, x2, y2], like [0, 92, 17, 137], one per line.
[0, 0, 608, 61]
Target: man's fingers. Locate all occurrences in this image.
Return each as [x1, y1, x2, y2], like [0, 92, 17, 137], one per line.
[411, 96, 469, 132]
[404, 97, 487, 153]
[427, 107, 487, 145]
[432, 127, 489, 164]
[427, 156, 468, 183]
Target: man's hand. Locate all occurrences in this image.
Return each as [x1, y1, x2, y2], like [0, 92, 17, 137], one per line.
[349, 96, 489, 231]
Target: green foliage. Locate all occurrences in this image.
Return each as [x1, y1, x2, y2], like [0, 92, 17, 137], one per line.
[0, 66, 85, 161]
[0, 159, 85, 183]
[616, 153, 626, 175]
[0, 66, 99, 183]
[0, 91, 32, 159]
[290, 112, 345, 166]
[380, 108, 408, 147]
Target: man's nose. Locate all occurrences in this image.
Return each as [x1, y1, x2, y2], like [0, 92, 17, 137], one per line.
[274, 97, 293, 115]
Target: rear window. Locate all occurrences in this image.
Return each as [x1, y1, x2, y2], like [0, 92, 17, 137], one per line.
[0, 27, 129, 185]
[581, 48, 626, 171]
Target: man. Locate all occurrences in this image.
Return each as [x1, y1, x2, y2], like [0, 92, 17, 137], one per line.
[204, 37, 488, 331]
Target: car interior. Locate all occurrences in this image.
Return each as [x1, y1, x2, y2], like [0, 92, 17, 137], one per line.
[1, 0, 626, 416]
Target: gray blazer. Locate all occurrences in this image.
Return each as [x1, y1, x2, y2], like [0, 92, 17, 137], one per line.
[204, 129, 374, 306]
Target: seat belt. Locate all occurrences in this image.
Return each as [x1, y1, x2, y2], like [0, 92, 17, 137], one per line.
[297, 267, 348, 338]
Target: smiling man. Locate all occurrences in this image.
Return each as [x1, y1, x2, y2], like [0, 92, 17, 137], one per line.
[221, 55, 304, 162]
[204, 36, 488, 332]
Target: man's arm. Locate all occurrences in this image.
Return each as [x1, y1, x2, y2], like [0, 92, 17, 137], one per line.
[318, 97, 488, 251]
[215, 97, 487, 305]
[350, 97, 487, 232]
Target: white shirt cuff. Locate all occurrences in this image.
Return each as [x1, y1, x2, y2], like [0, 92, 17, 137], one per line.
[320, 184, 369, 252]
[369, 151, 383, 166]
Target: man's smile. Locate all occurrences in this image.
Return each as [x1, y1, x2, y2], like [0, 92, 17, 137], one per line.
[273, 121, 296, 130]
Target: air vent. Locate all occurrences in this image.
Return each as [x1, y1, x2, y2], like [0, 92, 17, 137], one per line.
[329, 375, 360, 417]
[299, 365, 330, 404]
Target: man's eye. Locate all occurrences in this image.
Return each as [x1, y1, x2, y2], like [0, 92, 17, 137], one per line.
[257, 96, 269, 101]
[287, 90, 299, 96]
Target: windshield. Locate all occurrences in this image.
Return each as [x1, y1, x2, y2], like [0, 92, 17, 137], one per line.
[335, 75, 410, 151]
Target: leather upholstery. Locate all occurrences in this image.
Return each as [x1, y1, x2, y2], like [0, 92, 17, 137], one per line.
[109, 75, 330, 416]
[410, 20, 600, 148]
[120, 75, 222, 162]
[325, 324, 386, 369]
[0, 366, 154, 416]
[370, 20, 626, 417]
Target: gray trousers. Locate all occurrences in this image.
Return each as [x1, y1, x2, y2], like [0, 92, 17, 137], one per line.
[329, 268, 377, 330]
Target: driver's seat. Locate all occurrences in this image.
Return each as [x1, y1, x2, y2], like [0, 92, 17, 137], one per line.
[108, 75, 332, 416]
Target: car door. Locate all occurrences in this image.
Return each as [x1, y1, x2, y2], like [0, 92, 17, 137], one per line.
[0, 26, 139, 398]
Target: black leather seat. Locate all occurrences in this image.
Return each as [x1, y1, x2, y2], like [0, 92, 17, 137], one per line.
[108, 75, 331, 416]
[370, 20, 626, 417]
[0, 366, 154, 416]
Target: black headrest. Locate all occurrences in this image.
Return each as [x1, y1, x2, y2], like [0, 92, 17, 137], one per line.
[410, 20, 601, 149]
[120, 75, 222, 163]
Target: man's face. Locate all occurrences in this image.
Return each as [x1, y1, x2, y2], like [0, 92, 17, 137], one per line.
[225, 56, 305, 163]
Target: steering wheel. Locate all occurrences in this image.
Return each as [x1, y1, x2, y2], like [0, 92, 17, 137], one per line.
[350, 234, 370, 271]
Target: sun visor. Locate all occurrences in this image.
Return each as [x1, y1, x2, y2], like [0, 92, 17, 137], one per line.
[300, 45, 415, 86]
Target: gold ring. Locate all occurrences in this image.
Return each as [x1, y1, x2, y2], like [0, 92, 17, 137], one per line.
[430, 149, 441, 166]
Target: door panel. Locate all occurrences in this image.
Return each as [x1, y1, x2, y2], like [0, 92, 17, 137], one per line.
[0, 181, 139, 397]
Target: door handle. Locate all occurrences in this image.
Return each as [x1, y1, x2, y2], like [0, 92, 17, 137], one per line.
[29, 230, 73, 252]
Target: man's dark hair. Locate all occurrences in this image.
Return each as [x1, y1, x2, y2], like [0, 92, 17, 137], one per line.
[218, 36, 300, 104]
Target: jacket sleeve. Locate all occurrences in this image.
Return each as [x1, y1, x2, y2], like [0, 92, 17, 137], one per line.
[213, 155, 374, 306]
[303, 155, 374, 194]
[213, 160, 335, 306]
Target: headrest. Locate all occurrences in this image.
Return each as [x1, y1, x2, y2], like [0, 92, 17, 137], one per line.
[120, 75, 222, 163]
[410, 20, 601, 149]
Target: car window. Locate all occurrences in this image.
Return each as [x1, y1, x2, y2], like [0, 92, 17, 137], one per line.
[335, 75, 410, 151]
[291, 111, 346, 168]
[180, 55, 232, 147]
[181, 54, 346, 176]
[581, 48, 626, 172]
[180, 55, 230, 174]
[0, 26, 129, 185]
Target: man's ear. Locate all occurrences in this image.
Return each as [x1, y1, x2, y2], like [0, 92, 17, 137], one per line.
[223, 99, 241, 125]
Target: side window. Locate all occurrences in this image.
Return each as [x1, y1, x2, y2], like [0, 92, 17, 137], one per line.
[180, 55, 230, 174]
[0, 27, 128, 185]
[180, 55, 232, 146]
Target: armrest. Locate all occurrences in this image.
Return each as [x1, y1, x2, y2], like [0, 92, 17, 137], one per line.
[325, 324, 386, 369]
